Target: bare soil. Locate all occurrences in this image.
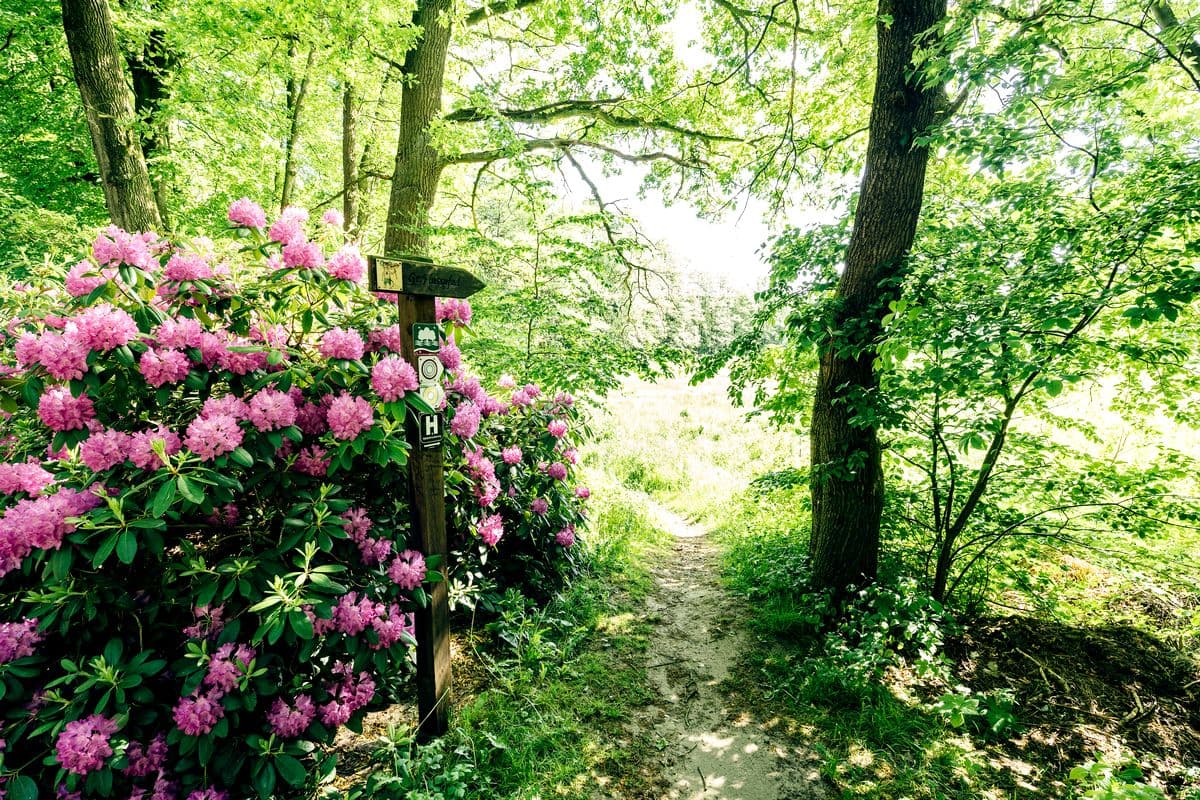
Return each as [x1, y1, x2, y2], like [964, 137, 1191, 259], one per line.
[953, 615, 1200, 796]
[617, 504, 826, 800]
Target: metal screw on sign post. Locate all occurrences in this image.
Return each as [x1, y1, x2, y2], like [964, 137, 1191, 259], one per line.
[368, 255, 485, 740]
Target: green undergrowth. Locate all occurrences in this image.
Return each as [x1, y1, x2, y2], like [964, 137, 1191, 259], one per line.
[343, 464, 672, 799]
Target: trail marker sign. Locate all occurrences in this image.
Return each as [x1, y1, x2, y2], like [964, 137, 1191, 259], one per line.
[368, 252, 484, 742]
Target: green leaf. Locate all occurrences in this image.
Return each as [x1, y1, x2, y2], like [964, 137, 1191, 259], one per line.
[8, 775, 38, 800]
[116, 530, 137, 564]
[177, 475, 204, 505]
[276, 754, 307, 786]
[92, 534, 119, 567]
[253, 760, 277, 798]
[150, 479, 177, 517]
[288, 611, 314, 640]
[230, 447, 254, 467]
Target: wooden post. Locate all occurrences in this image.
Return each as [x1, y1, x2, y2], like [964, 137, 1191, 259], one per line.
[369, 256, 484, 741]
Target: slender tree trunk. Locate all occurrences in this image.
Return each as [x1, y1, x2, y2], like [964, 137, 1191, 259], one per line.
[126, 17, 173, 228]
[60, 0, 161, 231]
[280, 44, 315, 211]
[384, 0, 453, 255]
[808, 0, 947, 591]
[342, 82, 359, 234]
[354, 67, 397, 234]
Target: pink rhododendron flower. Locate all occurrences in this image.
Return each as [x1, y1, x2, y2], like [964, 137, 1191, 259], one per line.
[93, 226, 156, 268]
[575, 486, 591, 499]
[154, 316, 204, 349]
[546, 462, 568, 481]
[371, 355, 418, 401]
[182, 605, 225, 640]
[163, 251, 213, 282]
[228, 198, 267, 229]
[30, 332, 89, 380]
[387, 550, 426, 590]
[501, 446, 522, 465]
[561, 447, 579, 464]
[201, 394, 249, 420]
[498, 374, 517, 389]
[330, 592, 383, 636]
[321, 209, 345, 228]
[247, 388, 298, 432]
[140, 347, 190, 387]
[450, 402, 481, 439]
[554, 391, 575, 407]
[184, 413, 243, 461]
[267, 695, 315, 738]
[438, 342, 461, 371]
[368, 324, 403, 353]
[282, 239, 324, 269]
[326, 393, 373, 440]
[523, 383, 542, 398]
[197, 331, 227, 366]
[341, 507, 372, 539]
[547, 419, 568, 438]
[510, 388, 533, 408]
[64, 260, 109, 297]
[555, 525, 577, 547]
[0, 460, 54, 496]
[122, 733, 168, 777]
[69, 304, 138, 352]
[80, 428, 131, 472]
[477, 514, 504, 547]
[317, 663, 375, 727]
[0, 618, 42, 663]
[218, 336, 268, 374]
[327, 244, 366, 282]
[0, 487, 102, 576]
[173, 690, 224, 736]
[293, 445, 330, 476]
[319, 327, 365, 361]
[38, 387, 95, 431]
[435, 298, 473, 326]
[269, 206, 308, 244]
[204, 643, 255, 693]
[127, 426, 182, 470]
[55, 714, 118, 775]
[295, 400, 327, 435]
[371, 604, 414, 650]
[531, 497, 549, 516]
[186, 790, 229, 800]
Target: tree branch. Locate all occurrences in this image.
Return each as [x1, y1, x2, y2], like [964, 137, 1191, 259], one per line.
[444, 136, 707, 169]
[445, 98, 741, 142]
[463, 0, 542, 26]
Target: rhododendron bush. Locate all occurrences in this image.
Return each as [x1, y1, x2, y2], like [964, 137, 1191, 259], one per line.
[0, 202, 589, 798]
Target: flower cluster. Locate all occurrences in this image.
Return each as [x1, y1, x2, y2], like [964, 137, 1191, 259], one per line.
[0, 202, 588, 795]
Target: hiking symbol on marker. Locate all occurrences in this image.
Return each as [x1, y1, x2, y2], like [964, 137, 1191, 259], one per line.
[413, 323, 440, 352]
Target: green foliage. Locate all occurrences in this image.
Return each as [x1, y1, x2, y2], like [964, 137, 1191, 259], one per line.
[1069, 756, 1167, 800]
[348, 732, 483, 800]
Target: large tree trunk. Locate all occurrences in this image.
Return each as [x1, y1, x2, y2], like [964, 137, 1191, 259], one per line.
[808, 0, 947, 591]
[60, 0, 161, 231]
[383, 0, 452, 254]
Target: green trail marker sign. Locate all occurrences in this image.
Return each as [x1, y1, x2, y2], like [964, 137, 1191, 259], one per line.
[369, 253, 484, 741]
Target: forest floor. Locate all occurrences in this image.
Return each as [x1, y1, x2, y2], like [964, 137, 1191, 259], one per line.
[628, 502, 825, 800]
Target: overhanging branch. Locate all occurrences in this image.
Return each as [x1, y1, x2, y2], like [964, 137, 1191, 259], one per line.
[464, 0, 543, 26]
[444, 136, 708, 169]
[445, 98, 741, 143]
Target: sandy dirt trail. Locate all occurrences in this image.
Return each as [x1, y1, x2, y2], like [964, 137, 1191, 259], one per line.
[629, 504, 825, 800]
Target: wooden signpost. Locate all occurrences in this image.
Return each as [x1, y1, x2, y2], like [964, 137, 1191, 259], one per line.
[368, 255, 484, 740]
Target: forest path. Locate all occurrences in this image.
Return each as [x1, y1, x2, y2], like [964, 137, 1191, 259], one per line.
[629, 502, 825, 800]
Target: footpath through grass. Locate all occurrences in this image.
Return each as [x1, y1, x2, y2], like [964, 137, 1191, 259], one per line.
[589, 375, 1200, 800]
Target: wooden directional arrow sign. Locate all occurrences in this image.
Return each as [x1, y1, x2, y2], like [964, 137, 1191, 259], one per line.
[368, 255, 485, 299]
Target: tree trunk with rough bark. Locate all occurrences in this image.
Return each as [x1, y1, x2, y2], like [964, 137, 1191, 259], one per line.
[383, 0, 452, 255]
[61, 0, 161, 231]
[126, 15, 173, 228]
[808, 0, 947, 592]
